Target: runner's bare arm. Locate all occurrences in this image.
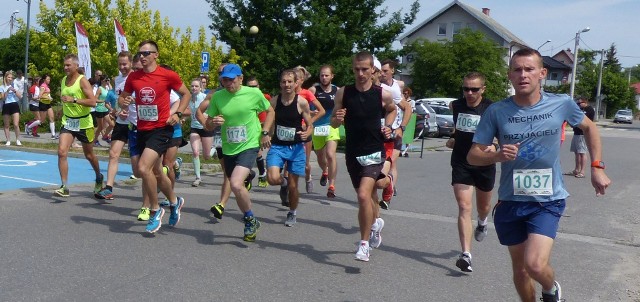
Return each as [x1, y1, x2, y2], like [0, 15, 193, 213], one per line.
[330, 88, 345, 128]
[77, 76, 97, 107]
[298, 99, 313, 141]
[309, 98, 325, 125]
[468, 142, 518, 166]
[382, 89, 397, 130]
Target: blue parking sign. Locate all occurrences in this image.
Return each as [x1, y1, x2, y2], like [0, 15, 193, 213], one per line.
[201, 51, 210, 73]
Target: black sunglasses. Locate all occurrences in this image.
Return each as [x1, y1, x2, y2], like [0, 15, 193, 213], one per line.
[136, 51, 157, 57]
[462, 87, 481, 92]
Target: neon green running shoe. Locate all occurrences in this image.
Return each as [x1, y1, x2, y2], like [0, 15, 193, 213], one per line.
[54, 185, 69, 197]
[137, 207, 150, 221]
[94, 173, 104, 194]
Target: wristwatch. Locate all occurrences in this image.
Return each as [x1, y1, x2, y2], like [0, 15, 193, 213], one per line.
[73, 98, 77, 103]
[261, 131, 269, 136]
[173, 112, 182, 118]
[591, 160, 605, 169]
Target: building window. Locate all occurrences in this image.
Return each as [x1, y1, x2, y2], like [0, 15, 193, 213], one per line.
[550, 72, 559, 80]
[453, 22, 462, 35]
[438, 23, 446, 36]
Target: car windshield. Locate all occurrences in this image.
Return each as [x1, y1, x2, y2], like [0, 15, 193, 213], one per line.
[433, 106, 452, 115]
[617, 110, 632, 115]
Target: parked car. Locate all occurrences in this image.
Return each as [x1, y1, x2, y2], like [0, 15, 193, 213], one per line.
[415, 97, 457, 108]
[430, 105, 455, 137]
[613, 109, 633, 124]
[414, 101, 438, 138]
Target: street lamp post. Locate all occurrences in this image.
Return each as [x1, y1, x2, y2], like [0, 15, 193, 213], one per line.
[17, 0, 32, 113]
[569, 27, 590, 100]
[537, 39, 551, 51]
[10, 10, 19, 36]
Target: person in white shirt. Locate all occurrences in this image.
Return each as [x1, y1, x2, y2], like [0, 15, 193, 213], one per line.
[1, 71, 23, 145]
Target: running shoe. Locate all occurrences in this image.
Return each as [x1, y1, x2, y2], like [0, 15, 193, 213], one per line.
[306, 179, 314, 193]
[327, 185, 336, 198]
[474, 223, 488, 242]
[540, 280, 563, 302]
[5, 141, 10, 146]
[354, 242, 370, 262]
[94, 173, 104, 194]
[320, 172, 328, 186]
[210, 203, 224, 219]
[244, 170, 256, 191]
[243, 216, 261, 242]
[284, 212, 296, 227]
[54, 185, 69, 197]
[379, 200, 389, 210]
[174, 157, 183, 180]
[24, 123, 31, 136]
[103, 136, 111, 144]
[159, 198, 171, 207]
[51, 134, 59, 140]
[393, 186, 398, 197]
[95, 187, 114, 200]
[162, 165, 169, 175]
[168, 196, 184, 227]
[257, 176, 268, 188]
[369, 218, 384, 248]
[137, 207, 150, 221]
[455, 253, 473, 272]
[381, 174, 394, 205]
[94, 140, 102, 147]
[280, 177, 289, 207]
[192, 178, 202, 187]
[32, 132, 40, 137]
[16, 140, 22, 146]
[145, 208, 164, 233]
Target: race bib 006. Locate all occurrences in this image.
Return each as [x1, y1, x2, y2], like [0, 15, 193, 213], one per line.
[276, 125, 296, 141]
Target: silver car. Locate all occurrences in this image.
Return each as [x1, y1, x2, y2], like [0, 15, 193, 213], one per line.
[430, 105, 455, 138]
[414, 101, 438, 138]
[613, 109, 633, 124]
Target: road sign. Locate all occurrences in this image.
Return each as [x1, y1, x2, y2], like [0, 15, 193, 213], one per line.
[201, 51, 210, 73]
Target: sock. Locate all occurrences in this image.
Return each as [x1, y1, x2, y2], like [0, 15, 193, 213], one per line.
[542, 284, 557, 295]
[244, 210, 254, 218]
[106, 185, 113, 191]
[193, 156, 201, 179]
[49, 122, 56, 135]
[360, 240, 369, 247]
[61, 181, 67, 187]
[289, 210, 297, 215]
[478, 216, 488, 226]
[30, 120, 41, 129]
[462, 251, 472, 258]
[255, 156, 265, 176]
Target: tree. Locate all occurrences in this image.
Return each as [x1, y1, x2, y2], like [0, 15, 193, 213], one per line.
[22, 0, 227, 95]
[604, 43, 622, 73]
[206, 0, 419, 92]
[406, 29, 509, 101]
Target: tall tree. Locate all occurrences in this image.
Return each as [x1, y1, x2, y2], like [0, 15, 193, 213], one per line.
[407, 29, 509, 101]
[206, 0, 419, 92]
[604, 43, 622, 73]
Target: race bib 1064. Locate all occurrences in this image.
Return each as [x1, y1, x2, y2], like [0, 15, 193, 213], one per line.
[313, 125, 330, 137]
[513, 168, 553, 196]
[276, 125, 296, 141]
[226, 125, 247, 143]
[456, 113, 481, 133]
[137, 105, 158, 121]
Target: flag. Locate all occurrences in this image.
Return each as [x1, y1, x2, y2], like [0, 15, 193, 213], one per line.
[114, 19, 129, 53]
[74, 21, 92, 78]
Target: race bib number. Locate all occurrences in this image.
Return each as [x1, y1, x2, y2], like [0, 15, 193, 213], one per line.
[226, 125, 247, 143]
[276, 125, 296, 141]
[456, 113, 481, 133]
[213, 135, 222, 148]
[513, 168, 553, 196]
[356, 151, 383, 166]
[137, 105, 158, 121]
[313, 125, 330, 137]
[65, 118, 80, 132]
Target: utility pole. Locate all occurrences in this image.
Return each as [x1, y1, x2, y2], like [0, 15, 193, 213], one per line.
[595, 49, 606, 121]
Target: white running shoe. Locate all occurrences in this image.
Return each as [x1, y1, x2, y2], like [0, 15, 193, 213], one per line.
[369, 218, 385, 248]
[16, 140, 22, 146]
[354, 241, 370, 262]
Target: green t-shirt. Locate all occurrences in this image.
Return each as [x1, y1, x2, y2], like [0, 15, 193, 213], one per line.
[61, 75, 93, 130]
[206, 86, 269, 155]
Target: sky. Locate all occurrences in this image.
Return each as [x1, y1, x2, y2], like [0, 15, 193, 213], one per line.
[2, 0, 639, 68]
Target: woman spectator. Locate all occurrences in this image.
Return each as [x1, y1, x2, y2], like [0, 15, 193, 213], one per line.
[25, 76, 41, 137]
[1, 71, 23, 145]
[92, 76, 111, 146]
[185, 79, 211, 187]
[33, 74, 58, 139]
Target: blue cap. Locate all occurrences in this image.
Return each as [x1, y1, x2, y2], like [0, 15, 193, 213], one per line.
[220, 64, 242, 79]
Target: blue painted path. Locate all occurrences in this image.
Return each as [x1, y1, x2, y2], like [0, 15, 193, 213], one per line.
[0, 150, 133, 191]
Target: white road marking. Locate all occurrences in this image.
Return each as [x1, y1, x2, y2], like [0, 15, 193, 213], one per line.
[0, 174, 57, 186]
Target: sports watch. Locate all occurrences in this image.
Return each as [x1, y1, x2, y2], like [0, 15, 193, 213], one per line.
[591, 160, 605, 169]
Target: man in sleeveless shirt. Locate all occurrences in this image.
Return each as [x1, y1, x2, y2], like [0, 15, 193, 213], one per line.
[468, 48, 611, 302]
[54, 54, 103, 198]
[446, 72, 496, 273]
[331, 51, 396, 262]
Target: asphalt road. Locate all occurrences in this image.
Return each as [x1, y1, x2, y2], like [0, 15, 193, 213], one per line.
[0, 125, 638, 302]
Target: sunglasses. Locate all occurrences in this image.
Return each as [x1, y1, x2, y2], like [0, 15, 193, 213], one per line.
[462, 87, 481, 92]
[136, 51, 157, 57]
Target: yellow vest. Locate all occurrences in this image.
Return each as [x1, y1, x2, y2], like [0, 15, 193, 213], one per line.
[61, 75, 93, 130]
